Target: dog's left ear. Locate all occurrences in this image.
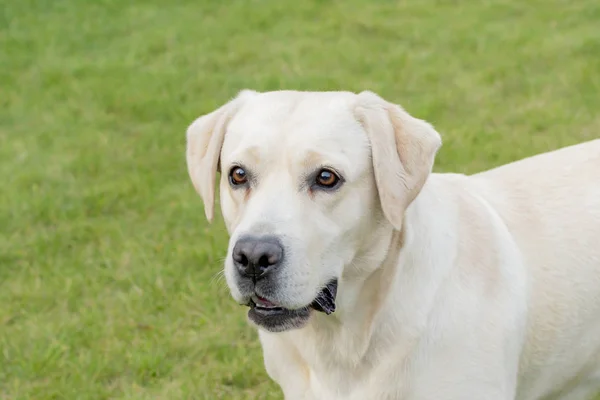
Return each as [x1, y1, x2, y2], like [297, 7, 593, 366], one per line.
[354, 91, 442, 230]
[186, 89, 258, 222]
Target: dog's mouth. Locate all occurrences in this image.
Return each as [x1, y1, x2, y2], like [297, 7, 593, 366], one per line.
[249, 294, 286, 314]
[246, 279, 338, 332]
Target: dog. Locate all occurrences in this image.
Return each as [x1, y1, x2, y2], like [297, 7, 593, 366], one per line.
[185, 89, 600, 400]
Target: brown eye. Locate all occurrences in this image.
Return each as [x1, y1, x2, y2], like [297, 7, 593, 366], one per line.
[315, 169, 340, 189]
[229, 166, 248, 186]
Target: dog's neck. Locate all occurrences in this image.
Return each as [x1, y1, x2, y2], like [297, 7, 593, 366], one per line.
[334, 225, 403, 327]
[275, 217, 405, 374]
[277, 180, 457, 372]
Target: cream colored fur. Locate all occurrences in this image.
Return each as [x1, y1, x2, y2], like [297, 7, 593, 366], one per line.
[186, 89, 600, 400]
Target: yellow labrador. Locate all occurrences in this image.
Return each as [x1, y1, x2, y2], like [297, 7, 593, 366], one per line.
[186, 90, 600, 400]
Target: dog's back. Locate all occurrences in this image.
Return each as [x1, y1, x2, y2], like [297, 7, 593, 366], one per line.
[472, 139, 600, 399]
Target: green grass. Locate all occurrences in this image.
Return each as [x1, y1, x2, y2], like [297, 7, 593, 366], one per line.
[1, 0, 599, 398]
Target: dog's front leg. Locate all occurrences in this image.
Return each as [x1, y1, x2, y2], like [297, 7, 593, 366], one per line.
[398, 270, 526, 400]
[259, 331, 313, 400]
[402, 303, 524, 399]
[406, 378, 517, 400]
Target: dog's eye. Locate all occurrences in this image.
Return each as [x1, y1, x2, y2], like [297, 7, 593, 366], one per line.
[315, 169, 341, 189]
[229, 166, 248, 186]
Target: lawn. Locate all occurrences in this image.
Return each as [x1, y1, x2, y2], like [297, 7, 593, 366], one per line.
[1, 0, 599, 399]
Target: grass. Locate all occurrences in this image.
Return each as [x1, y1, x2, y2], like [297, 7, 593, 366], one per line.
[1, 0, 599, 398]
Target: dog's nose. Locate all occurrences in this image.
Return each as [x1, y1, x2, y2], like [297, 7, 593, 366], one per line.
[232, 236, 284, 280]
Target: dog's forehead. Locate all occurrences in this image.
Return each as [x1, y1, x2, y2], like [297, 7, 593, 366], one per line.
[222, 91, 370, 174]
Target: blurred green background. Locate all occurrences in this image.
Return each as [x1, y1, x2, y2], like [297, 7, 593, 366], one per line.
[1, 0, 599, 399]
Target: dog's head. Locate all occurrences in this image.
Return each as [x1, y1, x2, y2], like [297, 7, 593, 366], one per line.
[186, 90, 441, 332]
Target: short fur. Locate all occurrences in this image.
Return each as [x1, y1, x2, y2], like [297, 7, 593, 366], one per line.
[186, 89, 600, 400]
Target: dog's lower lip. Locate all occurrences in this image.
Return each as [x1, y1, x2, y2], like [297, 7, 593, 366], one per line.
[251, 294, 281, 309]
[247, 298, 284, 316]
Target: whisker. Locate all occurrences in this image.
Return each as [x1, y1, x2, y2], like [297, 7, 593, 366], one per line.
[210, 269, 226, 286]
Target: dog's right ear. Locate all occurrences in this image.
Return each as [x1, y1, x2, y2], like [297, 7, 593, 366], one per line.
[186, 89, 258, 222]
[354, 91, 442, 230]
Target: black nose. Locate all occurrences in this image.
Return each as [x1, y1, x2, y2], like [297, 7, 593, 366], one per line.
[232, 236, 284, 281]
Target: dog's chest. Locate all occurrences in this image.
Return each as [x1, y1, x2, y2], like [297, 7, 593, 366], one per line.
[301, 363, 402, 400]
[273, 329, 405, 400]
